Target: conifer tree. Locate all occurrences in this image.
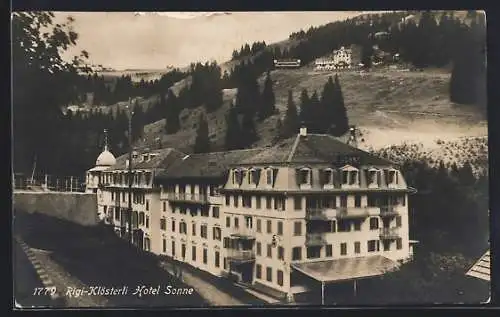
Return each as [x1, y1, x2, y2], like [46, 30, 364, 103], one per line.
[299, 89, 311, 128]
[258, 71, 276, 121]
[131, 100, 145, 142]
[320, 76, 336, 133]
[224, 103, 242, 150]
[241, 109, 259, 148]
[165, 89, 181, 134]
[193, 113, 211, 153]
[282, 90, 300, 139]
[274, 117, 284, 143]
[308, 90, 322, 133]
[330, 74, 349, 136]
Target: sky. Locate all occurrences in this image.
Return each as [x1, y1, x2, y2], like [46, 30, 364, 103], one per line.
[54, 11, 366, 70]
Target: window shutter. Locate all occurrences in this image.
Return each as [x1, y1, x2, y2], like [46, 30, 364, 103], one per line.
[309, 169, 313, 184]
[383, 169, 389, 186]
[272, 168, 279, 186]
[255, 169, 261, 184]
[377, 171, 381, 186]
[295, 169, 301, 186]
[331, 169, 338, 187]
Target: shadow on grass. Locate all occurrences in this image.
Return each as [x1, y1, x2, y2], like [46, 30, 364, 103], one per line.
[14, 211, 208, 308]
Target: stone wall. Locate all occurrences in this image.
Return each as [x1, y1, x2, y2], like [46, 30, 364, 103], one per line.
[13, 191, 98, 226]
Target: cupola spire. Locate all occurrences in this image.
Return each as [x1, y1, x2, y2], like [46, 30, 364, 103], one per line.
[103, 129, 109, 151]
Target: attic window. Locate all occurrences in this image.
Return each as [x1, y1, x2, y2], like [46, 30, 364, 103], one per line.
[323, 168, 333, 185]
[266, 168, 273, 185]
[143, 154, 149, 162]
[369, 168, 379, 185]
[241, 169, 248, 184]
[388, 170, 398, 185]
[233, 169, 244, 185]
[249, 168, 260, 185]
[349, 171, 358, 185]
[298, 168, 311, 185]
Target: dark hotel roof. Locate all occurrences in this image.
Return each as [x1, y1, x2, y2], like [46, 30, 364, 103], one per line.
[109, 148, 186, 171]
[239, 134, 395, 166]
[155, 148, 264, 181]
[155, 133, 395, 181]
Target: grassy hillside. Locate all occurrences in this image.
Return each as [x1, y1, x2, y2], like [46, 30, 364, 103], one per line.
[134, 66, 487, 157]
[100, 10, 487, 159]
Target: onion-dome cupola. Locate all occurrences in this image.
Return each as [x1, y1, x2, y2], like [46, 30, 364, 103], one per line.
[96, 129, 116, 167]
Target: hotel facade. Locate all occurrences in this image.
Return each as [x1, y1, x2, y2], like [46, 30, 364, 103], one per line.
[87, 128, 415, 302]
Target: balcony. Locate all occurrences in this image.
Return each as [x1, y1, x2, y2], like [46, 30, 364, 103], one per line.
[380, 205, 399, 217]
[227, 249, 256, 263]
[229, 226, 256, 240]
[379, 227, 400, 240]
[305, 207, 337, 220]
[305, 233, 326, 246]
[166, 192, 209, 205]
[336, 207, 369, 219]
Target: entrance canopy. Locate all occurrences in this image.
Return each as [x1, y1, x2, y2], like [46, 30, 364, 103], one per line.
[291, 256, 399, 283]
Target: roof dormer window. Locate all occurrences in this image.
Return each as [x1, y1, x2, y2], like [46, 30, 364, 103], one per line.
[233, 168, 244, 186]
[322, 168, 334, 185]
[249, 168, 260, 185]
[266, 168, 273, 185]
[368, 168, 380, 186]
[388, 169, 398, 185]
[341, 165, 359, 186]
[297, 167, 312, 185]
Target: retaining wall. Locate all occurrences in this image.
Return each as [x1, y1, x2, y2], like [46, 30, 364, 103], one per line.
[13, 191, 98, 226]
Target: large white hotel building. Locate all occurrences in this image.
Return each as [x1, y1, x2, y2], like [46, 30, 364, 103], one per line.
[86, 128, 416, 303]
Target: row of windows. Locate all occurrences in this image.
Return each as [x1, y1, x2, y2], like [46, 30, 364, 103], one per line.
[165, 205, 219, 218]
[111, 192, 149, 209]
[305, 217, 402, 235]
[232, 168, 275, 186]
[163, 185, 218, 196]
[100, 172, 152, 187]
[254, 242, 285, 260]
[225, 194, 406, 211]
[222, 216, 401, 236]
[110, 207, 150, 228]
[230, 167, 399, 188]
[255, 265, 284, 286]
[162, 220, 222, 241]
[297, 168, 399, 187]
[225, 195, 286, 210]
[167, 241, 221, 267]
[291, 239, 403, 260]
[225, 216, 285, 235]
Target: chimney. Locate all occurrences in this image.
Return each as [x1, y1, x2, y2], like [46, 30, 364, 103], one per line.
[299, 126, 307, 136]
[126, 159, 130, 168]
